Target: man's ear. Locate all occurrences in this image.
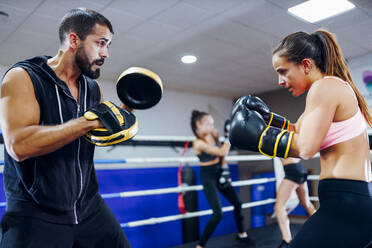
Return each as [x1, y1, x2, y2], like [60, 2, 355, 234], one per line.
[67, 33, 80, 50]
[301, 58, 313, 75]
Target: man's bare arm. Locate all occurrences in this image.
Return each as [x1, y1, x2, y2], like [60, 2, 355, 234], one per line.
[0, 68, 99, 161]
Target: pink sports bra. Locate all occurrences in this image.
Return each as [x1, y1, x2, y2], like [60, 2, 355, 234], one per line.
[319, 76, 367, 150]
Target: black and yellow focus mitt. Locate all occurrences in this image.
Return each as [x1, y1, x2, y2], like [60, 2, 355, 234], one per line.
[84, 101, 138, 146]
[117, 67, 163, 109]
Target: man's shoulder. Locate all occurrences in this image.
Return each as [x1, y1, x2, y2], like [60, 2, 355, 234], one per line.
[6, 56, 50, 79]
[13, 55, 50, 68]
[6, 55, 52, 80]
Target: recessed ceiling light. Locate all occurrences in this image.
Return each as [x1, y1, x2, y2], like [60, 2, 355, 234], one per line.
[288, 0, 355, 23]
[181, 55, 197, 64]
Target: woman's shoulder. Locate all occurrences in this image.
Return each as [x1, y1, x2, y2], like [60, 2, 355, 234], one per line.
[312, 76, 343, 88]
[193, 138, 204, 148]
[193, 138, 205, 144]
[193, 136, 217, 149]
[307, 76, 357, 117]
[308, 76, 349, 101]
[304, 78, 340, 116]
[313, 76, 350, 90]
[193, 138, 209, 155]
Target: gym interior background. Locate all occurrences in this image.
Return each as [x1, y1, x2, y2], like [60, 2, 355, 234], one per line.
[0, 0, 372, 247]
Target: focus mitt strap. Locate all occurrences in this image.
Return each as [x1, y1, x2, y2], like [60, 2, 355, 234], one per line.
[84, 101, 138, 146]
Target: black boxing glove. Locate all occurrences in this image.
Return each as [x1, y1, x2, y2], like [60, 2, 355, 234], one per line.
[223, 119, 231, 142]
[229, 106, 293, 158]
[219, 164, 232, 189]
[231, 95, 290, 130]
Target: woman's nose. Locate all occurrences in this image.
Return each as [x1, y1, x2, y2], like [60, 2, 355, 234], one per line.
[278, 79, 285, 86]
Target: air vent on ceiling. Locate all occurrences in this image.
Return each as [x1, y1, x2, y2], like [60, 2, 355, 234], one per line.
[0, 11, 9, 23]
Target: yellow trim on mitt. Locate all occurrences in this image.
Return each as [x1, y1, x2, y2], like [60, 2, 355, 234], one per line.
[85, 120, 138, 146]
[83, 101, 125, 125]
[103, 101, 124, 126]
[84, 111, 98, 120]
[117, 67, 163, 91]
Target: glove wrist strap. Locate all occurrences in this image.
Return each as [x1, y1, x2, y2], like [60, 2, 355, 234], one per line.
[267, 113, 290, 130]
[258, 126, 293, 158]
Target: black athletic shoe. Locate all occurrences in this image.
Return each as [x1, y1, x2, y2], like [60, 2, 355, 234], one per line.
[277, 240, 290, 248]
[236, 235, 256, 247]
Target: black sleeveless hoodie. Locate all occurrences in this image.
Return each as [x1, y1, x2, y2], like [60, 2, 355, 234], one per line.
[3, 56, 102, 224]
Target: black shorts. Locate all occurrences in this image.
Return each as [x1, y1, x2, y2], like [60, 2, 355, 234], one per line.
[289, 179, 372, 248]
[284, 162, 308, 184]
[0, 200, 130, 248]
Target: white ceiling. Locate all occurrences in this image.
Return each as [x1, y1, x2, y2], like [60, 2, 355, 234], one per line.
[0, 0, 371, 98]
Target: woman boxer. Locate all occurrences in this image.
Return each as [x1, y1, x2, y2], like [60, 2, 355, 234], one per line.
[229, 29, 372, 247]
[275, 158, 316, 247]
[190, 110, 254, 248]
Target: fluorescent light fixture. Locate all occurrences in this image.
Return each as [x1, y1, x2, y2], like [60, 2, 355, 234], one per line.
[288, 0, 355, 23]
[181, 55, 197, 64]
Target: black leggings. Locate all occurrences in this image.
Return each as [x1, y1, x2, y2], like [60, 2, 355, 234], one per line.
[284, 162, 308, 184]
[199, 163, 244, 247]
[289, 179, 372, 248]
[0, 200, 130, 248]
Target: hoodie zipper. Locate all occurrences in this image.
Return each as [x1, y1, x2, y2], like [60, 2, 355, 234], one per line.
[73, 104, 83, 224]
[51, 64, 88, 225]
[73, 78, 86, 224]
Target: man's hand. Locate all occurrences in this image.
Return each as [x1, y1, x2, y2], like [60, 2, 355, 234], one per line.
[84, 101, 138, 146]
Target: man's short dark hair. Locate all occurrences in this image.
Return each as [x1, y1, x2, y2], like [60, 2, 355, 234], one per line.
[59, 8, 114, 44]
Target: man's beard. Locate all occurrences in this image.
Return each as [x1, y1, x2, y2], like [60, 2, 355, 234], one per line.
[75, 46, 104, 79]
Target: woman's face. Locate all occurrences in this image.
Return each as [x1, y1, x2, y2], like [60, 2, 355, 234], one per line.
[197, 115, 214, 135]
[272, 53, 309, 97]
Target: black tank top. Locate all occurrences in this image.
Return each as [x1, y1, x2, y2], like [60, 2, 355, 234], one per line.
[3, 56, 102, 224]
[196, 139, 221, 163]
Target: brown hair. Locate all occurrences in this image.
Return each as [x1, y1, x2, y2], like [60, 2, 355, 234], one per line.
[273, 29, 372, 126]
[190, 110, 209, 139]
[59, 8, 114, 44]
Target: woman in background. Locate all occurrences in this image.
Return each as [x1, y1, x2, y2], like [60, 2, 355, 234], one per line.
[275, 158, 316, 247]
[190, 110, 254, 248]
